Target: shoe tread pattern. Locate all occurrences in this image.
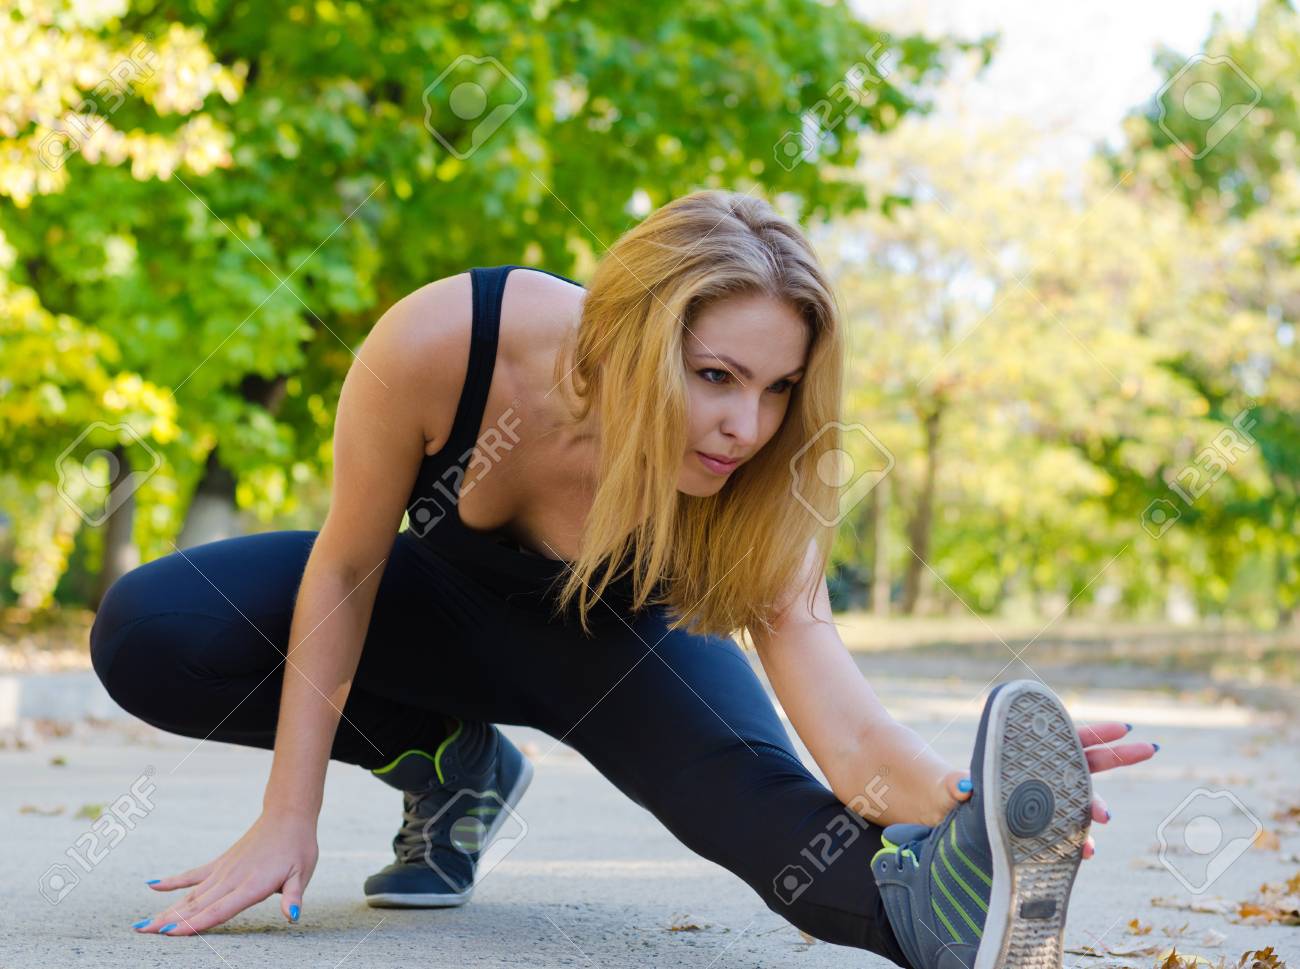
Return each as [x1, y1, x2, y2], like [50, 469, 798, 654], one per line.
[994, 687, 1092, 969]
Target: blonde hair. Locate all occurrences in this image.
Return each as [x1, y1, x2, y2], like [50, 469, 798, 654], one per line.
[547, 188, 846, 643]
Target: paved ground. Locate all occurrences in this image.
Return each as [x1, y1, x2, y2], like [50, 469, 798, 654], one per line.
[2, 659, 1299, 968]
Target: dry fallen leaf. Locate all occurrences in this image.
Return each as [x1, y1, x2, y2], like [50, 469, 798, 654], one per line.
[1157, 947, 1211, 968]
[1129, 917, 1154, 936]
[18, 803, 64, 816]
[798, 930, 817, 945]
[1151, 896, 1238, 917]
[1234, 872, 1300, 926]
[1251, 829, 1281, 852]
[1233, 945, 1287, 969]
[1112, 942, 1167, 957]
[667, 914, 705, 932]
[1272, 804, 1300, 824]
[1131, 855, 1167, 870]
[1066, 939, 1163, 959]
[1200, 928, 1228, 948]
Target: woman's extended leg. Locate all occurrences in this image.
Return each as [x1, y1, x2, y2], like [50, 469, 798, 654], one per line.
[525, 608, 916, 968]
[90, 530, 912, 965]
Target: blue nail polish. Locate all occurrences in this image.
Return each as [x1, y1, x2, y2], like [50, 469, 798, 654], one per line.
[1105, 809, 1111, 820]
[289, 904, 300, 921]
[146, 879, 161, 885]
[1152, 742, 1160, 752]
[1124, 723, 1133, 733]
[957, 778, 972, 793]
[132, 918, 151, 929]
[159, 923, 177, 934]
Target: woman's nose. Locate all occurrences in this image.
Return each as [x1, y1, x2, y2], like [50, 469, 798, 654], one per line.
[721, 409, 760, 450]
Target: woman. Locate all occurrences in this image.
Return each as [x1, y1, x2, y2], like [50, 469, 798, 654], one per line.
[90, 189, 1155, 968]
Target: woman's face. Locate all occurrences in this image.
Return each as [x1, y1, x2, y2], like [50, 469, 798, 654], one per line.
[678, 291, 809, 496]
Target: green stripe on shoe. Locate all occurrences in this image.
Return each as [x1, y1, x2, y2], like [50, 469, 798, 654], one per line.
[939, 839, 989, 914]
[433, 719, 464, 784]
[871, 845, 898, 867]
[370, 748, 436, 775]
[933, 866, 984, 938]
[369, 717, 465, 784]
[950, 823, 993, 888]
[932, 897, 962, 943]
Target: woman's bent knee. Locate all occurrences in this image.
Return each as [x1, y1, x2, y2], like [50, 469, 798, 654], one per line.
[90, 564, 158, 691]
[90, 559, 221, 714]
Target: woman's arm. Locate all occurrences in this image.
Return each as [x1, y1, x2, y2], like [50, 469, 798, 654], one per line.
[259, 560, 388, 818]
[752, 540, 963, 828]
[261, 283, 459, 815]
[138, 280, 470, 935]
[753, 539, 1151, 851]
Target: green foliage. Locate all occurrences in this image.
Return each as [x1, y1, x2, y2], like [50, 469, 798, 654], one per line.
[824, 114, 1284, 623]
[8, 0, 1293, 627]
[0, 0, 973, 606]
[1112, 0, 1300, 622]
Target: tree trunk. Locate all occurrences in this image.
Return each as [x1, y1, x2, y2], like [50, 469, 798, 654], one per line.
[177, 374, 288, 550]
[176, 448, 241, 550]
[92, 444, 140, 609]
[900, 405, 942, 615]
[1277, 536, 1295, 628]
[870, 474, 891, 617]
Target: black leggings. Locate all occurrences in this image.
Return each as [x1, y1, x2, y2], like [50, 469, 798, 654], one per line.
[89, 528, 911, 966]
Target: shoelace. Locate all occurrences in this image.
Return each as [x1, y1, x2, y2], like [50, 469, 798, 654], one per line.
[896, 835, 926, 871]
[393, 787, 456, 864]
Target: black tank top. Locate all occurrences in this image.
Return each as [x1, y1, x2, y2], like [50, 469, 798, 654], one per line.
[401, 265, 644, 617]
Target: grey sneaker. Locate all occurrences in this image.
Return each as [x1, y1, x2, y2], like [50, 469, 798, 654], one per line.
[871, 679, 1092, 969]
[363, 718, 533, 908]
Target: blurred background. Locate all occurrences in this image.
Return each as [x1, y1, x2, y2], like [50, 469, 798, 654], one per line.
[2, 0, 1298, 705]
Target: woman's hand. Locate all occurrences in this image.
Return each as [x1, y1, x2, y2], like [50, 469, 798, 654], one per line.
[132, 808, 319, 936]
[940, 720, 1157, 860]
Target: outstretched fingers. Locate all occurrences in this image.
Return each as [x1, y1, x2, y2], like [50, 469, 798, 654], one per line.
[1076, 721, 1129, 746]
[154, 886, 247, 937]
[1076, 721, 1158, 773]
[144, 860, 217, 893]
[1084, 739, 1157, 773]
[139, 880, 264, 937]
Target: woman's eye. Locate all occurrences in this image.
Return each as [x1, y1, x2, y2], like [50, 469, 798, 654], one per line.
[699, 369, 796, 393]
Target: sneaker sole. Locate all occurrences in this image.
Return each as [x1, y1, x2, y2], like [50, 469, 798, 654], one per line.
[976, 680, 1092, 969]
[364, 750, 536, 909]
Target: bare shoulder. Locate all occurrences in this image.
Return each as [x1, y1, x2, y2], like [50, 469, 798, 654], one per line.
[396, 268, 582, 446]
[494, 267, 588, 436]
[363, 272, 475, 456]
[498, 267, 585, 363]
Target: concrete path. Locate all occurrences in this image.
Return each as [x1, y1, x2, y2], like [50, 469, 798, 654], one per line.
[2, 663, 1298, 967]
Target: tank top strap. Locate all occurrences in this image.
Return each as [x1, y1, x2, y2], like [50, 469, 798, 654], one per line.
[404, 264, 601, 588]
[441, 264, 583, 462]
[435, 265, 507, 464]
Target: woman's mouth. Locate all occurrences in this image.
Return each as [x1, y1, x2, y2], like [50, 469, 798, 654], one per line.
[696, 451, 739, 475]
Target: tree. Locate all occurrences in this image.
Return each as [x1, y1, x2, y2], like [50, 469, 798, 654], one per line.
[0, 0, 237, 607]
[820, 113, 1271, 621]
[1115, 0, 1300, 622]
[1, 0, 980, 608]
